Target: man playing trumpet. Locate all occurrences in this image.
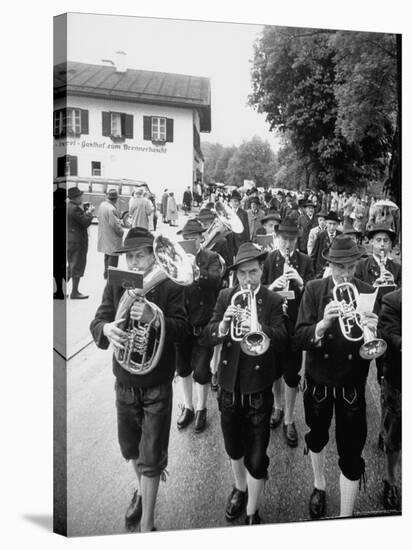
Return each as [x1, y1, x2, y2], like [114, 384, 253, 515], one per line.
[205, 243, 288, 525]
[90, 228, 189, 533]
[294, 235, 379, 520]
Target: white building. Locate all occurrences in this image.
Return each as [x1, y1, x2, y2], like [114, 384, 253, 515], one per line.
[53, 57, 211, 198]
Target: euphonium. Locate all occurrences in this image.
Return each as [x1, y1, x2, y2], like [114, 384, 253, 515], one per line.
[333, 279, 387, 360]
[230, 283, 270, 356]
[114, 235, 194, 375]
[373, 250, 396, 288]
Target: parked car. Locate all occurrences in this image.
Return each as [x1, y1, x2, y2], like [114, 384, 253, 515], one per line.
[54, 176, 152, 226]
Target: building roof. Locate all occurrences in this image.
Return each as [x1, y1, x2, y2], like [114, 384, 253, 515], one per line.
[54, 61, 211, 132]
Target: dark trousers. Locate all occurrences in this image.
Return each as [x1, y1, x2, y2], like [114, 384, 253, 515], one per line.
[303, 376, 367, 480]
[218, 386, 273, 479]
[68, 240, 88, 278]
[104, 254, 119, 279]
[175, 331, 213, 385]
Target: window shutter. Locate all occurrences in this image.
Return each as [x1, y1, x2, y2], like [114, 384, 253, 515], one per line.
[53, 110, 59, 137]
[81, 110, 89, 135]
[143, 116, 152, 140]
[125, 114, 134, 139]
[70, 156, 78, 176]
[166, 118, 174, 142]
[120, 113, 126, 137]
[57, 155, 66, 177]
[102, 112, 111, 136]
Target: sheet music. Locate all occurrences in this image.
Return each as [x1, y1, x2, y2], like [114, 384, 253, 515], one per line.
[356, 289, 378, 314]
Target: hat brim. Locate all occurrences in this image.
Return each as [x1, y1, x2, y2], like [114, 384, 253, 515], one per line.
[322, 246, 366, 264]
[176, 228, 207, 235]
[228, 251, 268, 271]
[366, 228, 396, 241]
[261, 215, 281, 224]
[113, 237, 154, 254]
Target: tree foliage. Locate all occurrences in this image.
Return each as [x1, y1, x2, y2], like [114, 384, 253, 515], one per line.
[225, 136, 277, 187]
[249, 26, 400, 198]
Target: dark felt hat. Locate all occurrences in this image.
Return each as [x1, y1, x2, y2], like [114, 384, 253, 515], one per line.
[322, 234, 366, 264]
[197, 208, 216, 224]
[366, 224, 396, 242]
[277, 217, 301, 237]
[304, 201, 315, 208]
[68, 187, 83, 200]
[114, 227, 154, 254]
[177, 218, 207, 236]
[261, 209, 281, 224]
[228, 242, 268, 271]
[325, 211, 341, 223]
[316, 210, 328, 218]
[230, 190, 242, 201]
[249, 196, 260, 206]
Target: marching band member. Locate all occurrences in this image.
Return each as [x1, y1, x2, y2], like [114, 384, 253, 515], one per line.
[175, 219, 222, 433]
[378, 288, 401, 511]
[297, 200, 317, 254]
[228, 190, 250, 254]
[205, 243, 288, 525]
[307, 211, 327, 256]
[247, 196, 265, 242]
[90, 227, 189, 533]
[255, 208, 281, 245]
[261, 217, 314, 446]
[310, 211, 342, 278]
[355, 224, 401, 287]
[294, 235, 378, 519]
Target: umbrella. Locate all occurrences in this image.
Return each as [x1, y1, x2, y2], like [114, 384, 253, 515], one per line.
[374, 199, 399, 210]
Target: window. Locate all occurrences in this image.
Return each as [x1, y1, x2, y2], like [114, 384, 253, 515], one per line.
[57, 155, 78, 177]
[91, 161, 101, 176]
[143, 116, 174, 143]
[53, 108, 88, 138]
[102, 112, 133, 140]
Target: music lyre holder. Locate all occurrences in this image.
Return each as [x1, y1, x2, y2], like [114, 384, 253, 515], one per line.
[276, 289, 295, 300]
[107, 267, 144, 290]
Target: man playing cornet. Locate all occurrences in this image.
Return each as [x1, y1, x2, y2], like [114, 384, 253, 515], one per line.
[205, 243, 288, 525]
[294, 235, 379, 520]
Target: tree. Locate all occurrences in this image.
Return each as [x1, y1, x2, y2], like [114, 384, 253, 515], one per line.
[202, 142, 237, 184]
[249, 26, 400, 196]
[225, 136, 277, 188]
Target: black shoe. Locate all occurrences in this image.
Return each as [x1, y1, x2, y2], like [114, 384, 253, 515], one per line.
[244, 511, 261, 525]
[211, 373, 218, 391]
[53, 292, 65, 300]
[283, 422, 298, 447]
[270, 408, 284, 429]
[309, 487, 326, 519]
[70, 292, 89, 299]
[177, 407, 194, 429]
[225, 486, 248, 521]
[125, 490, 142, 532]
[383, 480, 400, 511]
[194, 409, 207, 433]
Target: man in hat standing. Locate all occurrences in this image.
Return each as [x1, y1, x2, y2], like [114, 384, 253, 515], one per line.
[97, 189, 124, 279]
[262, 217, 314, 446]
[229, 190, 250, 254]
[197, 208, 233, 282]
[175, 219, 222, 433]
[307, 211, 327, 256]
[298, 201, 317, 254]
[355, 224, 401, 288]
[160, 189, 169, 223]
[182, 186, 193, 215]
[67, 186, 94, 299]
[310, 211, 342, 278]
[247, 196, 265, 242]
[255, 209, 281, 251]
[129, 187, 153, 229]
[90, 227, 189, 533]
[295, 235, 378, 519]
[205, 243, 288, 525]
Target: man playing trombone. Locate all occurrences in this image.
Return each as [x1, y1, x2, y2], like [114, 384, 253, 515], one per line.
[294, 235, 380, 520]
[205, 243, 288, 525]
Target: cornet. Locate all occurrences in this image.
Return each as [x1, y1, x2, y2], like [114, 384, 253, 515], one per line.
[333, 279, 387, 360]
[230, 284, 270, 356]
[373, 250, 396, 288]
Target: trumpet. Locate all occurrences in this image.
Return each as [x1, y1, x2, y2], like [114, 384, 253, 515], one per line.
[333, 279, 387, 360]
[373, 250, 396, 288]
[230, 284, 270, 356]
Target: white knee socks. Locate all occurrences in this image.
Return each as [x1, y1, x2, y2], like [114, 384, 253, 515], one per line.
[310, 449, 326, 491]
[339, 472, 358, 517]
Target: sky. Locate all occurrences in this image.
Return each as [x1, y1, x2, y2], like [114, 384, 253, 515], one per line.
[56, 13, 282, 152]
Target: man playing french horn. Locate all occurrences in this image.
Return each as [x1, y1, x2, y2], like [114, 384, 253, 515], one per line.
[90, 227, 190, 533]
[294, 234, 381, 520]
[205, 242, 288, 525]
